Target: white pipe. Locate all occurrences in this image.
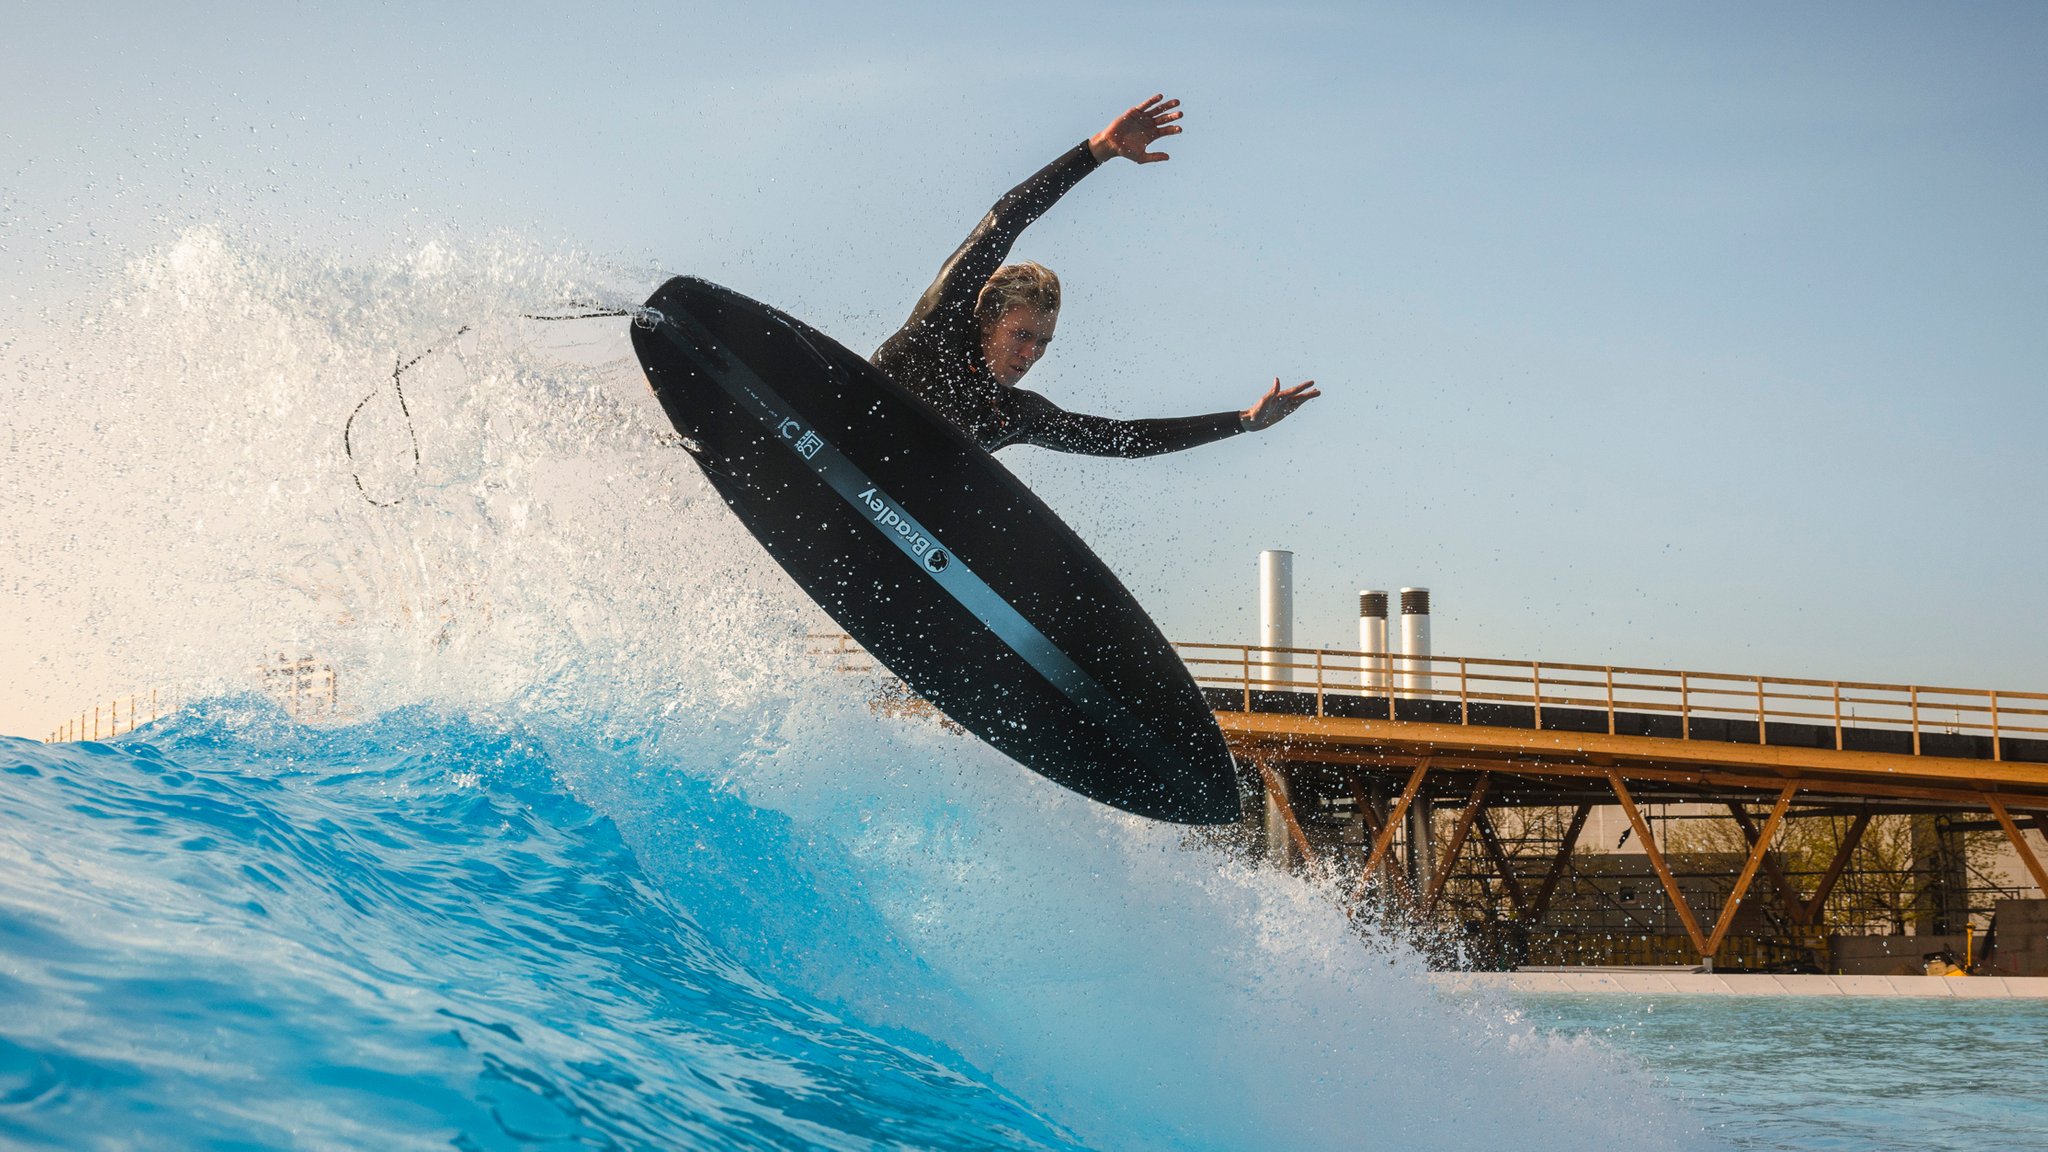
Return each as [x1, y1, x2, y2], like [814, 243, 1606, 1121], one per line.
[1399, 586, 1432, 699]
[1258, 550, 1294, 690]
[1358, 590, 1389, 692]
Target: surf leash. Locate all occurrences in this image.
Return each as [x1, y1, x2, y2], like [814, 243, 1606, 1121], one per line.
[517, 301, 663, 327]
[345, 303, 665, 507]
[344, 332, 464, 507]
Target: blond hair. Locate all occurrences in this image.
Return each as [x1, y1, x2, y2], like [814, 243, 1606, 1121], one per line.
[975, 262, 1061, 330]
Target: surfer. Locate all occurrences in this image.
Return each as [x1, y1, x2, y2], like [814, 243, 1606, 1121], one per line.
[874, 94, 1319, 456]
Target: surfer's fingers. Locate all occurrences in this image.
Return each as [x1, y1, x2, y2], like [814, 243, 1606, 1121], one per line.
[1270, 381, 1316, 409]
[1152, 108, 1184, 125]
[1136, 150, 1171, 163]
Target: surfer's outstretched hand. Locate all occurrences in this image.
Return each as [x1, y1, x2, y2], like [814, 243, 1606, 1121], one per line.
[1088, 94, 1183, 164]
[1241, 378, 1320, 431]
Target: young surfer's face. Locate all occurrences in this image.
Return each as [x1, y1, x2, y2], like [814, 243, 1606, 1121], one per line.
[982, 307, 1057, 387]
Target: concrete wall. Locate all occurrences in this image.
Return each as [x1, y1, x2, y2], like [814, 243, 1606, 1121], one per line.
[1831, 933, 1969, 976]
[1985, 899, 2048, 977]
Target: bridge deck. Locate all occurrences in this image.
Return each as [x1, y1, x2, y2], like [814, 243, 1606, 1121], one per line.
[1207, 689, 2048, 810]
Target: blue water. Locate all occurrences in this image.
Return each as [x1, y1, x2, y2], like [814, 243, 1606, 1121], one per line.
[13, 713, 2048, 1152]
[1, 705, 1691, 1151]
[0, 710, 1083, 1150]
[1508, 995, 2048, 1151]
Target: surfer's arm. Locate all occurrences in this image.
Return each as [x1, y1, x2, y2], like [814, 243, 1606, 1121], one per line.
[879, 97, 1182, 362]
[895, 144, 1102, 332]
[921, 95, 1182, 317]
[1016, 397, 1245, 459]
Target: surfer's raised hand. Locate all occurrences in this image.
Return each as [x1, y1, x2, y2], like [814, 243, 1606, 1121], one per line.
[1241, 378, 1320, 431]
[1087, 94, 1183, 165]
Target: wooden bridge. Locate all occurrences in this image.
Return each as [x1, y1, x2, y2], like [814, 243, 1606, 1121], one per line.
[818, 631, 2048, 968]
[1180, 642, 2048, 968]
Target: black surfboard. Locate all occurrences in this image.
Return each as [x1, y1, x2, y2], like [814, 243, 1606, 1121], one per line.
[630, 276, 1240, 824]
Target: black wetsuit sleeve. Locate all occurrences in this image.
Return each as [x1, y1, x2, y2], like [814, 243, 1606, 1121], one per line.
[893, 143, 1102, 335]
[1014, 393, 1247, 458]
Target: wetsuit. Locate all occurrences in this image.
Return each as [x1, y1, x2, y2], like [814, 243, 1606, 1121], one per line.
[872, 142, 1246, 457]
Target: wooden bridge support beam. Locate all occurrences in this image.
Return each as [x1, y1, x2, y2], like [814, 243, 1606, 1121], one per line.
[1352, 761, 1428, 905]
[1987, 797, 2048, 897]
[1728, 801, 1802, 928]
[1705, 786, 1796, 957]
[1346, 769, 1384, 844]
[1255, 755, 1316, 869]
[1800, 812, 1871, 927]
[1344, 769, 1412, 904]
[1607, 770, 1711, 961]
[1474, 810, 1526, 919]
[1351, 762, 1384, 844]
[1424, 775, 1492, 914]
[1524, 803, 1592, 926]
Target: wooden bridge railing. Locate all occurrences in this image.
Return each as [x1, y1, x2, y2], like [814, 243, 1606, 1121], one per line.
[45, 690, 168, 744]
[808, 633, 2048, 759]
[1174, 642, 2048, 760]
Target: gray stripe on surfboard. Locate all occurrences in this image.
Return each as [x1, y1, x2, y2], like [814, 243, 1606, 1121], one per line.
[651, 307, 1174, 760]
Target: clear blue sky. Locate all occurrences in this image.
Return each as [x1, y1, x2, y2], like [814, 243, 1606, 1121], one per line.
[5, 1, 2044, 710]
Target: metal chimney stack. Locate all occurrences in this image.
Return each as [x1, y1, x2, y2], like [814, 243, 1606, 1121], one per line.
[1399, 587, 1432, 698]
[1258, 550, 1294, 690]
[1358, 590, 1389, 693]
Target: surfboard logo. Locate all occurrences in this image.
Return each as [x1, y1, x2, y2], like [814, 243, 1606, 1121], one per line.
[854, 486, 942, 565]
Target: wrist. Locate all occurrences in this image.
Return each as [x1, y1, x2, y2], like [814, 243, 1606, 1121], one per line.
[1086, 134, 1115, 164]
[1239, 410, 1256, 432]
